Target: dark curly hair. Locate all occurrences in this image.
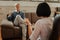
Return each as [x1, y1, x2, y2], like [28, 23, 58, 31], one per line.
[36, 2, 51, 17]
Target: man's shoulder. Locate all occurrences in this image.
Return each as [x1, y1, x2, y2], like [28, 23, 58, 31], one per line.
[20, 11, 24, 14]
[13, 10, 24, 13]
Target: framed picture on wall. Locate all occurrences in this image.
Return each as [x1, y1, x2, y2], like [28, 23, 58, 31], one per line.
[45, 0, 59, 3]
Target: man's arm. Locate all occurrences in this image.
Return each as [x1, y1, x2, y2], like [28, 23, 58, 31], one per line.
[7, 13, 13, 22]
[20, 12, 25, 19]
[29, 21, 41, 40]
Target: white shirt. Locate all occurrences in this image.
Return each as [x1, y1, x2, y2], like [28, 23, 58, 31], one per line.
[30, 17, 53, 40]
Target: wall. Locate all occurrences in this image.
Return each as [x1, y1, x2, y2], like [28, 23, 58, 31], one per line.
[0, 1, 59, 24]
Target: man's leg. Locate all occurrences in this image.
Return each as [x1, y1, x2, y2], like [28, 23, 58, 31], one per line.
[14, 15, 27, 40]
[14, 15, 24, 26]
[14, 15, 19, 26]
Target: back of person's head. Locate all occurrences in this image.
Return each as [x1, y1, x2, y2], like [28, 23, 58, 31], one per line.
[49, 15, 60, 40]
[36, 2, 51, 17]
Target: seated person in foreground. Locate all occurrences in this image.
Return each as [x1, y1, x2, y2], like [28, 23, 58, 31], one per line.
[29, 2, 53, 40]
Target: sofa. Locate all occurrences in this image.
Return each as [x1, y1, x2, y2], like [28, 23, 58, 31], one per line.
[1, 20, 23, 40]
[0, 13, 40, 40]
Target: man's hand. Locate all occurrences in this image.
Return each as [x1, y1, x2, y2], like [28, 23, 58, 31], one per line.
[7, 13, 12, 17]
[7, 14, 9, 17]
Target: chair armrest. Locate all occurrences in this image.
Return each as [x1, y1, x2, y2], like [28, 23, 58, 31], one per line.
[1, 20, 13, 27]
[1, 20, 22, 39]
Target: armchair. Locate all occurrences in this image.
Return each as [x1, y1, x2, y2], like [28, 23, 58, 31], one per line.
[1, 20, 22, 40]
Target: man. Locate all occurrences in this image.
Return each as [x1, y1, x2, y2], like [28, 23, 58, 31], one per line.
[7, 3, 25, 26]
[7, 3, 32, 40]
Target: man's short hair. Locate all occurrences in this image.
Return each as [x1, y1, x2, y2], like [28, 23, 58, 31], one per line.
[15, 3, 20, 6]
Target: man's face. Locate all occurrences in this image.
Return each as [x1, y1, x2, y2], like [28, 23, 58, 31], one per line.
[16, 4, 20, 11]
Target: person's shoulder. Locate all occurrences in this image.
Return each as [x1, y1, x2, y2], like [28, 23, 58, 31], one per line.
[20, 11, 24, 14]
[35, 19, 43, 26]
[36, 19, 44, 23]
[34, 19, 44, 29]
[11, 10, 17, 14]
[35, 18, 51, 25]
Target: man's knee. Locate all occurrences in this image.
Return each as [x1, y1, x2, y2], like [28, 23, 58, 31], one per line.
[16, 15, 21, 18]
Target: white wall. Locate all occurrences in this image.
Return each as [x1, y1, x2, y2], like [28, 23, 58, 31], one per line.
[0, 1, 59, 23]
[0, 1, 59, 12]
[0, 1, 59, 7]
[0, 1, 58, 17]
